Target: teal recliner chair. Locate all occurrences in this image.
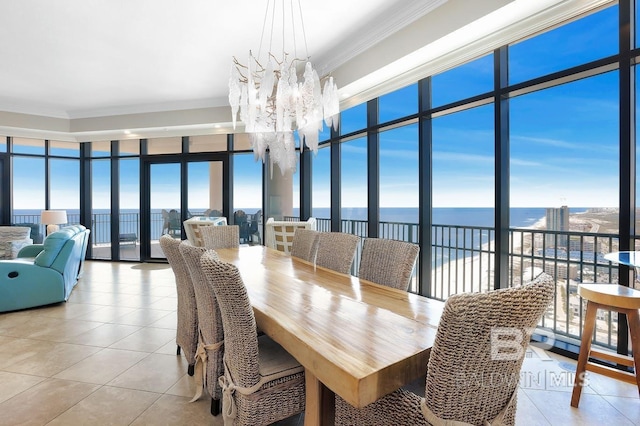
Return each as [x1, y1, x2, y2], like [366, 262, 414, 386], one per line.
[0, 225, 90, 312]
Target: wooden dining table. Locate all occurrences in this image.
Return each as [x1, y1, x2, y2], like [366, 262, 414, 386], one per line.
[215, 245, 444, 426]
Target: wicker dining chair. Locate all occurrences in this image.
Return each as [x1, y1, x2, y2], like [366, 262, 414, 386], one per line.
[200, 251, 306, 426]
[201, 225, 240, 249]
[290, 229, 320, 263]
[335, 272, 555, 426]
[179, 241, 224, 416]
[358, 238, 419, 290]
[158, 234, 197, 376]
[315, 232, 360, 274]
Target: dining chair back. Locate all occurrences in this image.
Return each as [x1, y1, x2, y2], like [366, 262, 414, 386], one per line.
[334, 272, 555, 426]
[179, 241, 224, 416]
[265, 217, 316, 254]
[158, 235, 197, 376]
[358, 238, 419, 290]
[290, 229, 320, 263]
[201, 225, 239, 249]
[200, 251, 306, 426]
[315, 232, 360, 274]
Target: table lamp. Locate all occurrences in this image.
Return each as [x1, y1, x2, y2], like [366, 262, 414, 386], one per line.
[41, 210, 68, 236]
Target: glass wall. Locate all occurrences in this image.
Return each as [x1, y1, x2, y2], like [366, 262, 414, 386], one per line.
[312, 144, 331, 229]
[13, 156, 45, 233]
[234, 153, 263, 243]
[340, 136, 367, 236]
[119, 158, 140, 260]
[91, 159, 111, 260]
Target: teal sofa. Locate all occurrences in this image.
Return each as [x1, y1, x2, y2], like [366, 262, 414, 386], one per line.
[0, 225, 90, 312]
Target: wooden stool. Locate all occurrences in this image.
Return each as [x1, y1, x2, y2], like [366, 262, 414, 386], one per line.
[571, 283, 640, 407]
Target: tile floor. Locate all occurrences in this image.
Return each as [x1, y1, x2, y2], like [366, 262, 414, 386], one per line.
[0, 261, 639, 425]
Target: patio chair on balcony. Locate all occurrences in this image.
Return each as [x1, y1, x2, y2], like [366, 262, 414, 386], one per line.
[358, 238, 419, 290]
[167, 209, 181, 237]
[265, 217, 316, 254]
[334, 272, 555, 426]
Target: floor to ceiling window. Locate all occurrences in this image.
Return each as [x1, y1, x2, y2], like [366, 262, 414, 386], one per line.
[90, 141, 112, 260]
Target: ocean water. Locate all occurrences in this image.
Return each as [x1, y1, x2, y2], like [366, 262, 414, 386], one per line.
[13, 207, 587, 246]
[306, 207, 587, 228]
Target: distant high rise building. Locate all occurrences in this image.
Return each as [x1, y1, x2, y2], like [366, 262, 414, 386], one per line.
[546, 206, 569, 247]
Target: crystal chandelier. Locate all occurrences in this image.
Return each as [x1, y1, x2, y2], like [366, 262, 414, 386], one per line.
[228, 0, 339, 176]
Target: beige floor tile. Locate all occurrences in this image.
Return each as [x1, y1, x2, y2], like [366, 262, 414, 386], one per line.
[524, 388, 634, 425]
[28, 302, 104, 319]
[47, 386, 161, 426]
[2, 341, 102, 377]
[0, 378, 100, 425]
[147, 296, 178, 311]
[584, 369, 640, 398]
[166, 374, 198, 398]
[108, 326, 176, 352]
[156, 339, 181, 356]
[53, 348, 150, 384]
[515, 389, 550, 425]
[0, 337, 60, 370]
[139, 286, 177, 297]
[64, 322, 142, 346]
[130, 394, 219, 425]
[601, 395, 640, 423]
[19, 317, 104, 342]
[0, 371, 46, 403]
[0, 315, 64, 338]
[111, 308, 174, 327]
[73, 305, 139, 322]
[65, 288, 122, 306]
[108, 353, 188, 393]
[148, 311, 178, 329]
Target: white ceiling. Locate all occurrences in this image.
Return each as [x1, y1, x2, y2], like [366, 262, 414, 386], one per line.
[0, 0, 612, 141]
[0, 0, 443, 119]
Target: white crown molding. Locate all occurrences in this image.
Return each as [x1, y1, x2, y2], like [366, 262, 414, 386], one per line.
[339, 0, 614, 110]
[66, 96, 230, 120]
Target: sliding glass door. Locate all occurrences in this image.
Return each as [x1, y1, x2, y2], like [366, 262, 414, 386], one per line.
[142, 155, 226, 261]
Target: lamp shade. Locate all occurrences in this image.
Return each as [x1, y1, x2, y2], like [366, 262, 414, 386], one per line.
[41, 210, 67, 225]
[41, 210, 68, 236]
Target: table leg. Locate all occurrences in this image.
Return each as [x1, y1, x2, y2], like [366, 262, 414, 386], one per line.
[304, 369, 335, 426]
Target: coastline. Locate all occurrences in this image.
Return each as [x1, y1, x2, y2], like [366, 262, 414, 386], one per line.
[430, 208, 620, 298]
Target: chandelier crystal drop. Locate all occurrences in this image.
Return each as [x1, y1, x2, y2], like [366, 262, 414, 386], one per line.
[228, 0, 339, 176]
